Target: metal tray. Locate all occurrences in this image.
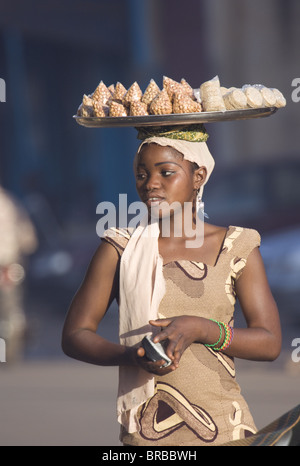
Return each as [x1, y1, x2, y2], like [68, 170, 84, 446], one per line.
[74, 107, 278, 128]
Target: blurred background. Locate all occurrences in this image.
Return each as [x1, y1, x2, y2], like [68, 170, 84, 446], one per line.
[0, 0, 299, 446]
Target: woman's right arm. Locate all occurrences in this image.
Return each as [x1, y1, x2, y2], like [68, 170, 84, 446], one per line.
[61, 241, 136, 367]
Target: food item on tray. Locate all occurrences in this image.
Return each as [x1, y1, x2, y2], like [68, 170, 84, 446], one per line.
[130, 101, 149, 116]
[180, 78, 195, 99]
[76, 75, 286, 118]
[141, 79, 160, 107]
[271, 88, 286, 108]
[223, 88, 248, 110]
[92, 81, 112, 104]
[172, 91, 202, 114]
[149, 88, 173, 115]
[221, 84, 285, 110]
[200, 76, 227, 112]
[259, 86, 277, 107]
[163, 76, 184, 99]
[93, 100, 109, 117]
[77, 94, 94, 117]
[243, 85, 264, 108]
[109, 100, 128, 117]
[112, 82, 127, 102]
[123, 81, 143, 107]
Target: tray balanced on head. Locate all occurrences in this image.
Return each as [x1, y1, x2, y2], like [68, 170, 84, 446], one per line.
[74, 107, 278, 128]
[73, 75, 285, 128]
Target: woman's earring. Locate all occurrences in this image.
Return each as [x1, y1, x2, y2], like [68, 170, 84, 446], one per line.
[197, 192, 209, 219]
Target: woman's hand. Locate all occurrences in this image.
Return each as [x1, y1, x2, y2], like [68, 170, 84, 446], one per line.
[148, 316, 203, 369]
[133, 345, 177, 375]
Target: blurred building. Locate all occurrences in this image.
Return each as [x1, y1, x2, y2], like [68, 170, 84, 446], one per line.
[0, 0, 299, 238]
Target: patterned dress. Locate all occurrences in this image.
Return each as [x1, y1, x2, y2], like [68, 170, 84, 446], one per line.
[103, 225, 261, 446]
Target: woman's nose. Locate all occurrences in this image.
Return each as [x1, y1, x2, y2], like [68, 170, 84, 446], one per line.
[145, 173, 161, 190]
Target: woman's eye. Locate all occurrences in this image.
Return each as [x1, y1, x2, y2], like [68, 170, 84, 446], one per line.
[136, 170, 175, 180]
[162, 170, 174, 176]
[136, 173, 146, 180]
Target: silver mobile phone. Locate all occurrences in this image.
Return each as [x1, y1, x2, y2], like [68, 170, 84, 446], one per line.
[142, 335, 172, 367]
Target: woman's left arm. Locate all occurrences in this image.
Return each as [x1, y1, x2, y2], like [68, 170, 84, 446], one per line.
[225, 246, 282, 361]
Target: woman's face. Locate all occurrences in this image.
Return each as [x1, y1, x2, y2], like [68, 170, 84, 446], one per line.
[135, 143, 205, 218]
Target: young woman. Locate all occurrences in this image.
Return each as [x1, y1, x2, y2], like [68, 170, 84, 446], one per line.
[62, 126, 282, 446]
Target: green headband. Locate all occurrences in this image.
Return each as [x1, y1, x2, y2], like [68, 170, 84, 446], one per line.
[136, 123, 209, 142]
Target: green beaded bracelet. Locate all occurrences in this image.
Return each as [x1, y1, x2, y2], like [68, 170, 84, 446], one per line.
[214, 323, 230, 352]
[204, 319, 223, 348]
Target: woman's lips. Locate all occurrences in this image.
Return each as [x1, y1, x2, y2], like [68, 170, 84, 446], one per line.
[144, 196, 165, 207]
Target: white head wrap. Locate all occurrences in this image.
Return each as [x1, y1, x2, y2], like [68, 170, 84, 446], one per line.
[116, 137, 215, 433]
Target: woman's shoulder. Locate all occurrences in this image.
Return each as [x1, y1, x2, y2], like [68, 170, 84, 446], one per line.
[101, 227, 134, 256]
[223, 225, 261, 257]
[205, 223, 260, 245]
